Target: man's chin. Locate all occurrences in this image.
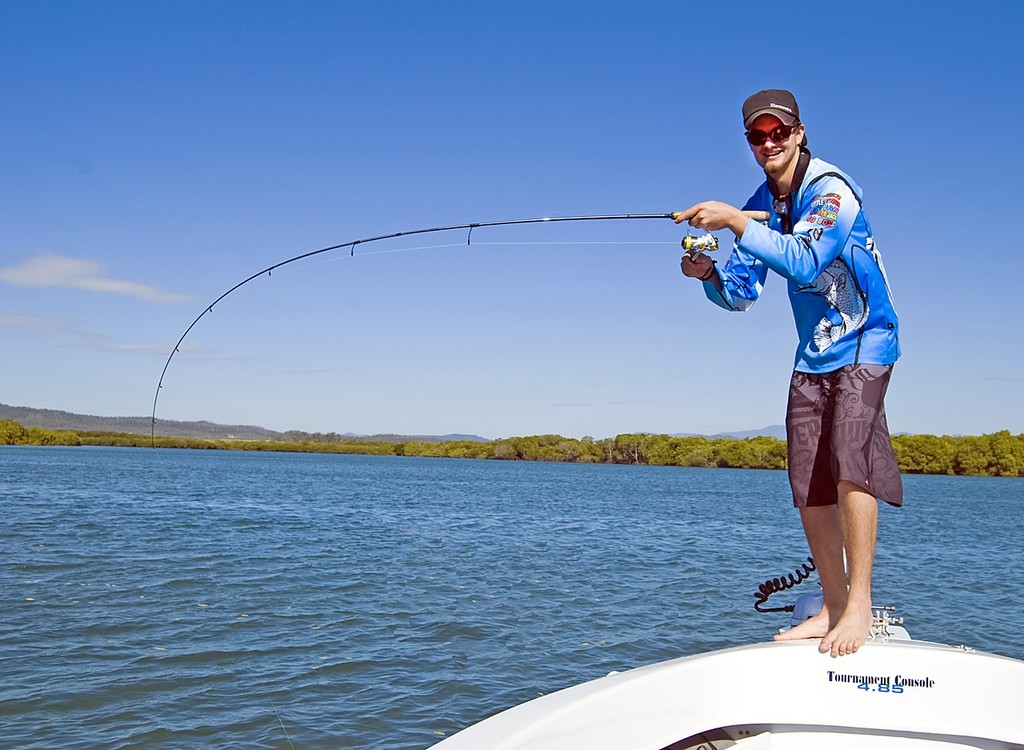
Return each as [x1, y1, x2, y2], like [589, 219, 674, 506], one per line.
[762, 156, 785, 175]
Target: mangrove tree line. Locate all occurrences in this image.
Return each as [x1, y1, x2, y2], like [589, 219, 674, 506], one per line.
[3, 419, 1024, 477]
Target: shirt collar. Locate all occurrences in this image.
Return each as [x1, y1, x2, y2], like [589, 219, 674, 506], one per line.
[767, 149, 812, 202]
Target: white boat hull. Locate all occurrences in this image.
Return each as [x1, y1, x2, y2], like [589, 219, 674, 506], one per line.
[430, 636, 1024, 749]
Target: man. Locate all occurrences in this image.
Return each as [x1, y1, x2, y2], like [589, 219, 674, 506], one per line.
[673, 89, 902, 658]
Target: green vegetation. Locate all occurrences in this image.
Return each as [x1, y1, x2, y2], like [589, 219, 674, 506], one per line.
[891, 431, 1024, 477]
[2, 418, 1023, 477]
[0, 419, 81, 446]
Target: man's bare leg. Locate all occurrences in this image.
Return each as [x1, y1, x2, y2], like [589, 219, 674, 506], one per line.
[774, 504, 848, 642]
[819, 481, 877, 657]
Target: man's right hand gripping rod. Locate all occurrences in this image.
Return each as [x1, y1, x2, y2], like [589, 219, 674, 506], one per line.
[677, 210, 770, 259]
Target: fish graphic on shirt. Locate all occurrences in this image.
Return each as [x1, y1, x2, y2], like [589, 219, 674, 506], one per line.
[798, 256, 869, 351]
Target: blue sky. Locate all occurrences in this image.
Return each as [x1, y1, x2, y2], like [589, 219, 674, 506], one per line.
[2, 0, 1022, 439]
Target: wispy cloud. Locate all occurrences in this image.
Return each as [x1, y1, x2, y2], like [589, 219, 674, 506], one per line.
[0, 313, 69, 332]
[0, 313, 204, 359]
[0, 255, 191, 304]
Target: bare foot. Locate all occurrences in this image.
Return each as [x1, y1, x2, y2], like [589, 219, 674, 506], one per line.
[774, 609, 831, 642]
[819, 604, 872, 657]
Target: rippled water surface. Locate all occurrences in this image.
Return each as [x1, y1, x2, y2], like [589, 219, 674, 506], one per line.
[3, 446, 1022, 748]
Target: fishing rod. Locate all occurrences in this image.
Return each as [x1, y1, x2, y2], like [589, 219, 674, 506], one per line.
[149, 210, 768, 440]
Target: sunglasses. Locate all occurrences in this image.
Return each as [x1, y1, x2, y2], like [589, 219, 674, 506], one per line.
[745, 124, 797, 146]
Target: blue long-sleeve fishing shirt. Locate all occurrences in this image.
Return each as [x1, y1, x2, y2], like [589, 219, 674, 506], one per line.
[703, 157, 901, 373]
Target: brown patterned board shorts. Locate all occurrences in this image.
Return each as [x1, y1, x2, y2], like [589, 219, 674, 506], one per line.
[786, 364, 903, 508]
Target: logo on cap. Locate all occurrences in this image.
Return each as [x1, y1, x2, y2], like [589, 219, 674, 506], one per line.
[743, 89, 800, 128]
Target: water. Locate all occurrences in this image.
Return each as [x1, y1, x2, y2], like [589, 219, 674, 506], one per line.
[3, 446, 1022, 749]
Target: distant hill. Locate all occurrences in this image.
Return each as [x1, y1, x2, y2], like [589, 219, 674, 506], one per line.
[1, 403, 784, 443]
[329, 432, 491, 444]
[0, 404, 488, 443]
[715, 424, 787, 440]
[0, 403, 283, 440]
[670, 424, 787, 440]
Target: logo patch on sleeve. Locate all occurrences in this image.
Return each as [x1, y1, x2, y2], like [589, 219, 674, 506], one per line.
[808, 192, 841, 228]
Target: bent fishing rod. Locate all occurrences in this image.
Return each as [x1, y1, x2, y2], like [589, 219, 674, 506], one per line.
[150, 210, 769, 440]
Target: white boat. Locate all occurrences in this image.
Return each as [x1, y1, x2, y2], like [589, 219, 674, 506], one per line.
[429, 609, 1024, 749]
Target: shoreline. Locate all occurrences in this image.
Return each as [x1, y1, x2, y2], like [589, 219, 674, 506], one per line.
[2, 418, 1021, 477]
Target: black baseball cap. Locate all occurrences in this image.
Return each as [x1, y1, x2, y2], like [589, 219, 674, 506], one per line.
[743, 89, 800, 129]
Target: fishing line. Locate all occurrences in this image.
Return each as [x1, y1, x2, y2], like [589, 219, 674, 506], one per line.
[143, 212, 698, 745]
[151, 212, 675, 439]
[472, 240, 677, 246]
[267, 243, 467, 274]
[277, 239, 678, 275]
